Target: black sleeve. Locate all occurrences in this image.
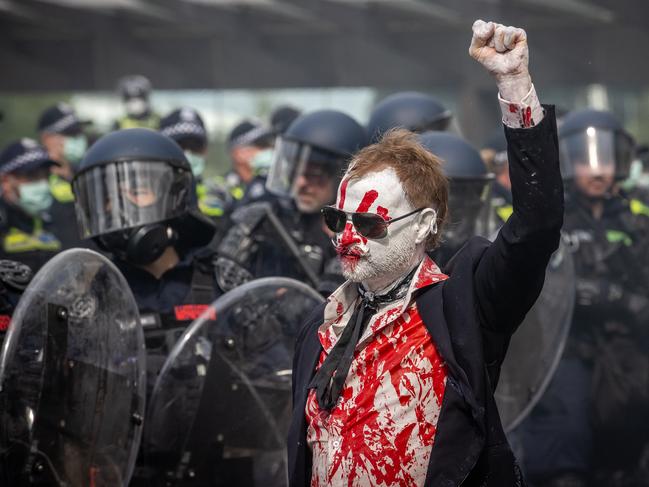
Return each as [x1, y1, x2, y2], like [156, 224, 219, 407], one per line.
[474, 105, 564, 335]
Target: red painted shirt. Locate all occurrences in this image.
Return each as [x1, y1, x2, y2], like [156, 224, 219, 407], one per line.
[306, 256, 449, 487]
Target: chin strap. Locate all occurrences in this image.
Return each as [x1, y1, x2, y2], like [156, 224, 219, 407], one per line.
[308, 265, 418, 411]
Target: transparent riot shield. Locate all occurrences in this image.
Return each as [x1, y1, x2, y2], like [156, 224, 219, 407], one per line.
[0, 249, 145, 486]
[144, 277, 324, 487]
[495, 240, 575, 432]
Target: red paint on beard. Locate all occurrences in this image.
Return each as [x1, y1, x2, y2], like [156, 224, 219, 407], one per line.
[376, 206, 391, 221]
[338, 178, 349, 209]
[356, 190, 379, 213]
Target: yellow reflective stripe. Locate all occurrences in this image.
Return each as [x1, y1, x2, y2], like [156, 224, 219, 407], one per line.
[3, 227, 61, 253]
[49, 175, 75, 203]
[231, 186, 244, 200]
[496, 204, 514, 222]
[198, 189, 224, 217]
[630, 199, 649, 218]
[117, 116, 160, 130]
[606, 229, 633, 247]
[199, 201, 224, 217]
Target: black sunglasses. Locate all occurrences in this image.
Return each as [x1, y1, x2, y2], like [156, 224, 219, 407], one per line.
[321, 206, 425, 240]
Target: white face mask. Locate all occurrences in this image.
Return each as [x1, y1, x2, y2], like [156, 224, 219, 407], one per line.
[333, 167, 426, 287]
[125, 97, 148, 117]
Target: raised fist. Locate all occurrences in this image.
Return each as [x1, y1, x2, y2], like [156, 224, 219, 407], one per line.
[469, 20, 531, 101]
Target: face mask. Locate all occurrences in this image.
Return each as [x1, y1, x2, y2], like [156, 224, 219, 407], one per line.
[251, 148, 274, 176]
[125, 98, 148, 117]
[63, 135, 88, 165]
[18, 180, 53, 216]
[185, 151, 206, 178]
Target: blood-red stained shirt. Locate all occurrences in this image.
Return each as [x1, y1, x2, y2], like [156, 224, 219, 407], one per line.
[306, 256, 449, 487]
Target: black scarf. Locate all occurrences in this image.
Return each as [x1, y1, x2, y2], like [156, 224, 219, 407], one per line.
[308, 265, 418, 411]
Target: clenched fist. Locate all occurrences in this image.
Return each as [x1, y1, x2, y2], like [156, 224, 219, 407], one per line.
[469, 20, 532, 102]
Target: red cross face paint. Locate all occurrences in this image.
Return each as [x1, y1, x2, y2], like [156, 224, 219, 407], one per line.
[334, 167, 422, 285]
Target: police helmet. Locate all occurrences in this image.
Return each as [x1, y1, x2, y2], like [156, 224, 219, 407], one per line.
[559, 108, 635, 180]
[118, 75, 152, 101]
[266, 109, 368, 198]
[72, 128, 215, 264]
[418, 131, 492, 246]
[368, 92, 452, 143]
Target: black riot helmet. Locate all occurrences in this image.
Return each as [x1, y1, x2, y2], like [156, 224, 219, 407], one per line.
[368, 92, 452, 143]
[418, 131, 492, 254]
[559, 109, 635, 181]
[72, 128, 216, 265]
[266, 109, 368, 199]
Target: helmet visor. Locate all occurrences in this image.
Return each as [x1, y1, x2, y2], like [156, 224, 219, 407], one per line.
[73, 160, 192, 238]
[560, 127, 634, 179]
[266, 138, 345, 198]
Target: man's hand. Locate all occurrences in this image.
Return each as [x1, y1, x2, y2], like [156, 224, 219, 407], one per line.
[469, 20, 531, 102]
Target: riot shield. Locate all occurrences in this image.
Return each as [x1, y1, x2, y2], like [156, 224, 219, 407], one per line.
[144, 277, 324, 487]
[495, 239, 575, 432]
[0, 249, 145, 486]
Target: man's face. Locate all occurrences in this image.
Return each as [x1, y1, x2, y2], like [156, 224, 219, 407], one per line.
[333, 167, 421, 283]
[0, 169, 49, 203]
[294, 162, 337, 214]
[574, 162, 614, 198]
[231, 145, 262, 184]
[41, 132, 65, 163]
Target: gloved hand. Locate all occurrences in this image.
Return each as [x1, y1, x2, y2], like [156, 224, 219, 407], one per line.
[469, 20, 531, 102]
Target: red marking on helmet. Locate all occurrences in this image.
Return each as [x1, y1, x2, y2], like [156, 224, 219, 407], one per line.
[0, 315, 10, 332]
[338, 178, 349, 209]
[174, 304, 216, 321]
[377, 206, 391, 221]
[508, 103, 518, 113]
[356, 190, 379, 213]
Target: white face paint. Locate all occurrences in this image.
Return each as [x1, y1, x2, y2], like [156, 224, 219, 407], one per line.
[334, 167, 425, 290]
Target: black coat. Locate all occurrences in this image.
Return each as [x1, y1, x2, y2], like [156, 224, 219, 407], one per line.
[288, 106, 564, 486]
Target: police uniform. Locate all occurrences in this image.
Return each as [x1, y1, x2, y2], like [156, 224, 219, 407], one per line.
[0, 140, 66, 272]
[0, 259, 33, 347]
[519, 109, 648, 487]
[219, 110, 368, 295]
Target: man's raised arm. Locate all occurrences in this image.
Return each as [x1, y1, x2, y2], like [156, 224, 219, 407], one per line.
[469, 20, 564, 334]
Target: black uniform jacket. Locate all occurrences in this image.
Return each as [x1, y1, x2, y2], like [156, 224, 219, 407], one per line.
[288, 106, 564, 486]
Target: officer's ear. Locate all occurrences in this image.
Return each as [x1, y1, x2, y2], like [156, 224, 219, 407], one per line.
[413, 208, 438, 246]
[0, 174, 18, 202]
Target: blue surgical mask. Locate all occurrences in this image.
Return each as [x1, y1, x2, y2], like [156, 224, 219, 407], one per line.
[251, 148, 274, 176]
[185, 151, 206, 177]
[63, 135, 88, 165]
[18, 180, 53, 216]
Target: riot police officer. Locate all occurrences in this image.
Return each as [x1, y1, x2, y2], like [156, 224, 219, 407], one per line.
[519, 109, 649, 487]
[0, 139, 67, 272]
[367, 91, 452, 143]
[114, 75, 160, 130]
[216, 109, 367, 294]
[417, 131, 494, 265]
[72, 128, 223, 403]
[481, 129, 513, 224]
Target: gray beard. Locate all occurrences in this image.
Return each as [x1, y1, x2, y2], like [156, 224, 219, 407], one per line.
[341, 229, 419, 289]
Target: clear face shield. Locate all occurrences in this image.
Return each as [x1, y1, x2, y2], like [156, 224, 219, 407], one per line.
[445, 178, 493, 244]
[73, 160, 192, 239]
[559, 127, 634, 180]
[265, 138, 344, 200]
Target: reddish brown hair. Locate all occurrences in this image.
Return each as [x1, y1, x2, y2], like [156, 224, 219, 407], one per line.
[346, 128, 448, 249]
